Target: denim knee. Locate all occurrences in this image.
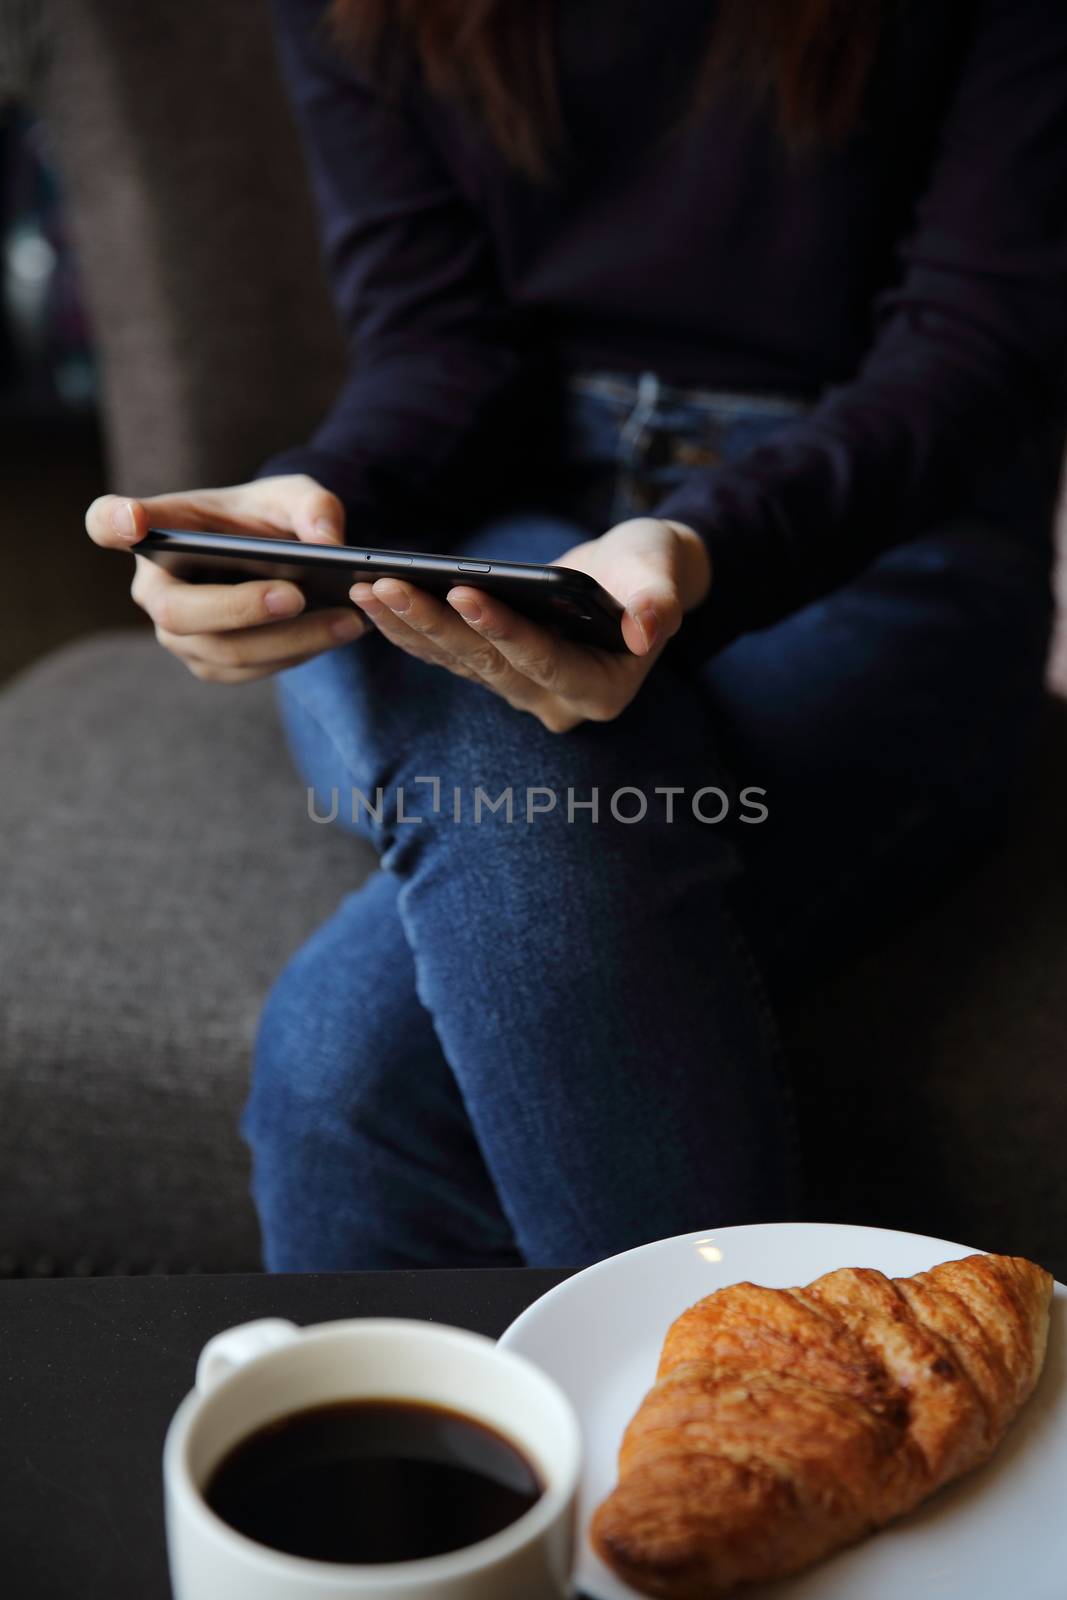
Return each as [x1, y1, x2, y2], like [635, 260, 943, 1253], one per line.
[277, 608, 742, 893]
[241, 946, 334, 1158]
[241, 902, 404, 1149]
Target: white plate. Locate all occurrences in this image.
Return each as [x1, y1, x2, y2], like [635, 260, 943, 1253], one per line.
[499, 1222, 1067, 1600]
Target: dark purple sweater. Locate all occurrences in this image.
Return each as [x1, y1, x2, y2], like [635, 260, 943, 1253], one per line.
[261, 0, 1067, 653]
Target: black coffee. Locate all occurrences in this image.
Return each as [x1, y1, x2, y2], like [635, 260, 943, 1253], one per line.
[204, 1398, 543, 1563]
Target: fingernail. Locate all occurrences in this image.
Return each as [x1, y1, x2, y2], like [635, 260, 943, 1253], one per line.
[331, 613, 363, 641]
[111, 500, 137, 542]
[634, 605, 659, 650]
[376, 583, 410, 613]
[264, 586, 304, 617]
[449, 594, 482, 623]
[311, 518, 338, 543]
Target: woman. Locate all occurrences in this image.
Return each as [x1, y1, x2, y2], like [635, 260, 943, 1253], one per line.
[87, 0, 1066, 1270]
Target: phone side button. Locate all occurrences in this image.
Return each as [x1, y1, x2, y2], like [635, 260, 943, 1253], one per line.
[457, 562, 492, 573]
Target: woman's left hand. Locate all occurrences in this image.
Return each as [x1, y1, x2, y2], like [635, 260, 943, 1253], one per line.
[349, 517, 711, 733]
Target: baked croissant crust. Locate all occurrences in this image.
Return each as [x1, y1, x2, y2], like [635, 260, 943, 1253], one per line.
[591, 1252, 1052, 1598]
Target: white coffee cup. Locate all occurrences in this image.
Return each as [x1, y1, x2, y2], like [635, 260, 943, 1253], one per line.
[163, 1317, 581, 1600]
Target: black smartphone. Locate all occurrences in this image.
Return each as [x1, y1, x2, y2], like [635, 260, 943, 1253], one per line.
[137, 529, 628, 652]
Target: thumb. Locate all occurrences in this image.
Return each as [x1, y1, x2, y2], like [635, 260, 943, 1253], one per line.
[618, 551, 684, 656]
[85, 491, 236, 549]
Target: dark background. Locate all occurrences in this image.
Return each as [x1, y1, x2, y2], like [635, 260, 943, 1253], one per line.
[1, 109, 136, 684]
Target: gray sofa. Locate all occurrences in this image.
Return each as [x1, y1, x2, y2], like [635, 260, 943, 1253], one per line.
[1, 1, 1065, 1278]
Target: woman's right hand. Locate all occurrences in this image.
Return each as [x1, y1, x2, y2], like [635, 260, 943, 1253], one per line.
[85, 474, 366, 683]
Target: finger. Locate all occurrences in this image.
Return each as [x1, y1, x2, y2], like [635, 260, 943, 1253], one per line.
[362, 579, 560, 703]
[181, 652, 321, 685]
[213, 475, 345, 543]
[130, 552, 184, 613]
[367, 580, 597, 727]
[443, 584, 633, 713]
[369, 580, 511, 669]
[285, 481, 346, 545]
[143, 571, 314, 635]
[130, 554, 309, 638]
[358, 584, 580, 727]
[156, 608, 364, 670]
[351, 585, 464, 673]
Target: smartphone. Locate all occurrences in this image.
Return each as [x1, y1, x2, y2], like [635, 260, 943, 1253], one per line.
[137, 529, 628, 652]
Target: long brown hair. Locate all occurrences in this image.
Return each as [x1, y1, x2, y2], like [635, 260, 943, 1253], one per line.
[328, 0, 886, 179]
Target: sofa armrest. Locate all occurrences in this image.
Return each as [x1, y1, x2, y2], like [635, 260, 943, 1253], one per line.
[24, 0, 345, 495]
[0, 0, 43, 105]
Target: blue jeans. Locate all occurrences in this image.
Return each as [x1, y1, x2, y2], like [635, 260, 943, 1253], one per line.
[241, 373, 1054, 1270]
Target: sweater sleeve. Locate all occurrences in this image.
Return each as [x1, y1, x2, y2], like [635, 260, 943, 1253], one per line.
[656, 0, 1067, 657]
[258, 0, 528, 540]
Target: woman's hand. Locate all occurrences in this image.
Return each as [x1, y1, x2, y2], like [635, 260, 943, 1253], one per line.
[85, 475, 365, 683]
[350, 517, 711, 732]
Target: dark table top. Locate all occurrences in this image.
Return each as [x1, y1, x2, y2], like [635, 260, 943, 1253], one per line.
[0, 1268, 571, 1600]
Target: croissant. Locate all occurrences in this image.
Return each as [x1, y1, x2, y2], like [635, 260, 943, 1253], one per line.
[591, 1252, 1052, 1598]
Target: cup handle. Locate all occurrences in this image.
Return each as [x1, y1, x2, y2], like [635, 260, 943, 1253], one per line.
[195, 1318, 301, 1396]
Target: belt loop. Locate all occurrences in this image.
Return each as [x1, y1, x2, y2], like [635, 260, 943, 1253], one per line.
[618, 370, 661, 468]
[612, 370, 662, 522]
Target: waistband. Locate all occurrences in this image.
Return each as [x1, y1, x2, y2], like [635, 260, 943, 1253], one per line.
[565, 368, 814, 421]
[558, 369, 814, 522]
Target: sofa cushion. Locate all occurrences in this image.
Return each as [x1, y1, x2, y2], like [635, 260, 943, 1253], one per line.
[0, 631, 374, 1272]
[787, 698, 1067, 1281]
[2, 632, 1065, 1280]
